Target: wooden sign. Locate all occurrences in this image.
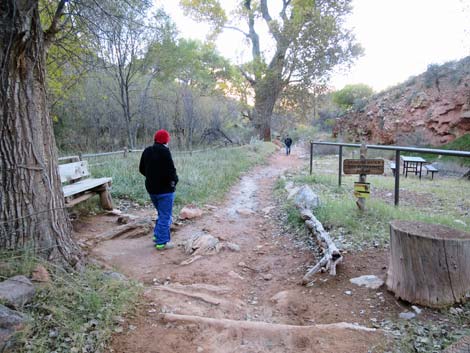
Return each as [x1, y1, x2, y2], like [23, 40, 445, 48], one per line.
[354, 182, 370, 198]
[343, 159, 384, 175]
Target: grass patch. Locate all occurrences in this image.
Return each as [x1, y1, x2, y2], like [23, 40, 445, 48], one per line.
[0, 251, 141, 353]
[89, 142, 276, 212]
[291, 156, 470, 250]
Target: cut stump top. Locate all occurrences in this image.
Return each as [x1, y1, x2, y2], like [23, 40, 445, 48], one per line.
[390, 220, 470, 241]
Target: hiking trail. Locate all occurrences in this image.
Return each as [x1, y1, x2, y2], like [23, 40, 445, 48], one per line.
[75, 147, 397, 353]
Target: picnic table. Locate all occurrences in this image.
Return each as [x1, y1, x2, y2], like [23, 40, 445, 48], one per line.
[401, 156, 427, 179]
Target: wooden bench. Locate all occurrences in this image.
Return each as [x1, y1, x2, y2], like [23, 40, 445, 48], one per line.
[390, 162, 396, 176]
[59, 160, 113, 210]
[424, 164, 439, 180]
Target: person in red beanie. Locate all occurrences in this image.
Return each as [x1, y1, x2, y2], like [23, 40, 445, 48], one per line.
[139, 129, 178, 250]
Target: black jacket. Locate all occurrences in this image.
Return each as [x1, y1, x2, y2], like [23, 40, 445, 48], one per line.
[139, 143, 178, 195]
[284, 137, 292, 147]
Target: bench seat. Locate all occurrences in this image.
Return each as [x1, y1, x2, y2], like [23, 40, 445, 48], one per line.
[63, 177, 112, 197]
[424, 164, 439, 179]
[424, 165, 438, 172]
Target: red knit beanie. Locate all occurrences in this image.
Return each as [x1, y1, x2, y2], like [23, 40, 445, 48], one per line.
[154, 129, 171, 144]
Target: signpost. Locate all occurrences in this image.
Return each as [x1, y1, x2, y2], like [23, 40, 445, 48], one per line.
[354, 182, 370, 198]
[343, 159, 384, 175]
[343, 144, 385, 211]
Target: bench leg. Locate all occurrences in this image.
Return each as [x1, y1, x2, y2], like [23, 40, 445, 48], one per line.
[97, 183, 113, 210]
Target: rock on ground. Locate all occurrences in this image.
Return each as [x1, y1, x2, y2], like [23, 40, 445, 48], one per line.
[102, 271, 128, 282]
[0, 304, 26, 351]
[399, 311, 416, 320]
[349, 275, 384, 290]
[31, 265, 51, 283]
[179, 206, 203, 220]
[293, 185, 320, 210]
[0, 276, 35, 308]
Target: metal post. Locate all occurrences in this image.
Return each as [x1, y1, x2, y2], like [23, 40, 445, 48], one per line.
[394, 150, 400, 206]
[309, 141, 313, 175]
[338, 145, 343, 187]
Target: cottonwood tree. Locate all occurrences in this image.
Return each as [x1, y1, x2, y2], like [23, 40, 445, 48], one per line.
[0, 0, 148, 266]
[146, 38, 232, 149]
[91, 4, 174, 149]
[181, 0, 362, 140]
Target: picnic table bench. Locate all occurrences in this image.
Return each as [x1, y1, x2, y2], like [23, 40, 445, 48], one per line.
[59, 159, 113, 210]
[390, 162, 396, 176]
[401, 156, 427, 179]
[424, 164, 439, 179]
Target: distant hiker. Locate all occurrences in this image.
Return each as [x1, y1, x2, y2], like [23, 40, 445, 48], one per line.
[139, 129, 179, 250]
[284, 135, 293, 155]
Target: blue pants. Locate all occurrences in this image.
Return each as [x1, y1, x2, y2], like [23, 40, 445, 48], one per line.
[285, 146, 291, 155]
[149, 192, 175, 245]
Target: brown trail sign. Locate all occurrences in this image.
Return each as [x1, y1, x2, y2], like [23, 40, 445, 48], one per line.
[343, 159, 384, 175]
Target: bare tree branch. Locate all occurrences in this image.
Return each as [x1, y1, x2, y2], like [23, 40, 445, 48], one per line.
[238, 67, 256, 86]
[44, 0, 68, 46]
[260, 0, 281, 42]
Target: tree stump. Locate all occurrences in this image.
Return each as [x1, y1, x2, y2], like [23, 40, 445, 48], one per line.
[386, 220, 470, 308]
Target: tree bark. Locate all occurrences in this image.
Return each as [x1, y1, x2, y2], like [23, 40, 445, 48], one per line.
[253, 79, 280, 141]
[0, 0, 81, 266]
[386, 220, 470, 308]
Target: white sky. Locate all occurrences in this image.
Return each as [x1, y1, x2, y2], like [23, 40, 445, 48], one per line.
[157, 0, 470, 92]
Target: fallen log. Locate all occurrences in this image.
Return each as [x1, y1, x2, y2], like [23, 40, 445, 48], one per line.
[300, 209, 343, 284]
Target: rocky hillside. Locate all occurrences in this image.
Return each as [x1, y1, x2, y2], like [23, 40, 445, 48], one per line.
[333, 56, 470, 146]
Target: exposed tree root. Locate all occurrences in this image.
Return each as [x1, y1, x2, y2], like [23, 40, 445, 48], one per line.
[154, 286, 222, 306]
[160, 313, 377, 333]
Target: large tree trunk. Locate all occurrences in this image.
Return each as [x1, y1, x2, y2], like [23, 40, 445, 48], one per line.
[0, 0, 81, 266]
[253, 73, 282, 142]
[253, 90, 275, 141]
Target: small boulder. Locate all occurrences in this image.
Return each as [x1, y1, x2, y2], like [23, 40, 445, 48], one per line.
[179, 206, 203, 220]
[0, 304, 26, 351]
[293, 185, 320, 210]
[31, 265, 51, 283]
[399, 311, 416, 320]
[102, 271, 127, 282]
[0, 276, 35, 308]
[349, 275, 384, 290]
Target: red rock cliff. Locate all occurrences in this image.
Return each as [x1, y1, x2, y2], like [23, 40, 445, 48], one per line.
[333, 57, 470, 146]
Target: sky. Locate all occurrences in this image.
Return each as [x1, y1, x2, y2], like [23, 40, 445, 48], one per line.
[157, 0, 470, 92]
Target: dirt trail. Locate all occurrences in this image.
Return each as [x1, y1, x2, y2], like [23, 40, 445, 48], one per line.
[78, 147, 397, 352]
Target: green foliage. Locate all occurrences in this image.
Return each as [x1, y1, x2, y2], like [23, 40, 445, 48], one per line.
[147, 38, 232, 93]
[179, 0, 363, 136]
[332, 84, 374, 110]
[0, 251, 141, 353]
[179, 0, 227, 38]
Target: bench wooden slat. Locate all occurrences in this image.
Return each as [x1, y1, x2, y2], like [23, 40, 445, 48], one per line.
[63, 177, 112, 197]
[59, 161, 90, 183]
[425, 165, 438, 172]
